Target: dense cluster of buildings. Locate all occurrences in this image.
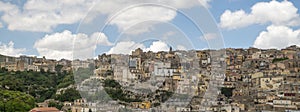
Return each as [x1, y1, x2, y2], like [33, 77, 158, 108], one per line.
[91, 47, 223, 111]
[221, 45, 300, 112]
[2, 45, 300, 112]
[93, 45, 300, 111]
[0, 55, 68, 72]
[0, 54, 95, 72]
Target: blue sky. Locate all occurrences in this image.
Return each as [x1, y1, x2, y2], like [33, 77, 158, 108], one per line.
[210, 0, 300, 48]
[0, 0, 300, 60]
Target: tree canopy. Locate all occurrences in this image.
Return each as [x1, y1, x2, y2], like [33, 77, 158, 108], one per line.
[0, 90, 35, 111]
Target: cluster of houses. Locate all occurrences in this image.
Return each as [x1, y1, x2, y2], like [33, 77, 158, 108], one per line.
[3, 45, 300, 112]
[92, 47, 223, 111]
[0, 54, 95, 73]
[221, 45, 300, 112]
[93, 45, 300, 111]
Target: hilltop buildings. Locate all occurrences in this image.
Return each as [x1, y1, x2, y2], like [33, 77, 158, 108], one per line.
[2, 45, 300, 111]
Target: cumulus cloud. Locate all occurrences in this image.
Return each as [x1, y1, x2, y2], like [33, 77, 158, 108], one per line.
[110, 6, 176, 35]
[0, 0, 95, 32]
[253, 25, 300, 49]
[107, 41, 145, 54]
[34, 30, 112, 60]
[106, 0, 211, 34]
[145, 41, 169, 52]
[0, 0, 211, 32]
[220, 0, 300, 29]
[108, 40, 170, 54]
[0, 1, 17, 12]
[90, 32, 113, 46]
[0, 41, 26, 57]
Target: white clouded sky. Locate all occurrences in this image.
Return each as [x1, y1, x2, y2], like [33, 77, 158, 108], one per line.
[0, 0, 300, 59]
[0, 41, 26, 57]
[34, 30, 112, 60]
[0, 0, 206, 32]
[109, 6, 177, 35]
[220, 0, 300, 30]
[220, 0, 300, 49]
[107, 40, 169, 54]
[254, 25, 300, 49]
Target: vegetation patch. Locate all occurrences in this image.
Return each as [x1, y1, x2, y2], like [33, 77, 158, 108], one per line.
[221, 87, 235, 98]
[0, 90, 35, 111]
[272, 57, 288, 63]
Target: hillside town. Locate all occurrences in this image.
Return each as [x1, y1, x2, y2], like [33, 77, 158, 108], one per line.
[1, 45, 300, 112]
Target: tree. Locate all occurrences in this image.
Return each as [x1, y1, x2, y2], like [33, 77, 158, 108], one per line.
[55, 65, 64, 73]
[221, 88, 235, 98]
[48, 101, 63, 110]
[272, 57, 289, 63]
[0, 90, 35, 111]
[0, 70, 75, 103]
[55, 88, 81, 102]
[0, 67, 8, 73]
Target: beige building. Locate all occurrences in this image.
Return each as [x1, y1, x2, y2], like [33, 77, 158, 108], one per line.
[260, 76, 283, 90]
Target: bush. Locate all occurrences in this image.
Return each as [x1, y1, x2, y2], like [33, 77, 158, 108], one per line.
[272, 57, 288, 63]
[0, 90, 35, 111]
[221, 88, 235, 98]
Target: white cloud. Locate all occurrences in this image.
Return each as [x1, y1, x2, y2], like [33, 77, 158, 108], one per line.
[253, 25, 300, 49]
[0, 41, 26, 57]
[0, 1, 17, 12]
[0, 0, 211, 32]
[90, 32, 113, 46]
[220, 0, 300, 29]
[145, 41, 169, 52]
[110, 6, 177, 35]
[108, 40, 170, 54]
[1, 0, 95, 32]
[107, 0, 212, 34]
[120, 22, 156, 35]
[107, 41, 145, 54]
[160, 0, 210, 8]
[0, 22, 3, 28]
[34, 30, 112, 60]
[177, 45, 187, 50]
